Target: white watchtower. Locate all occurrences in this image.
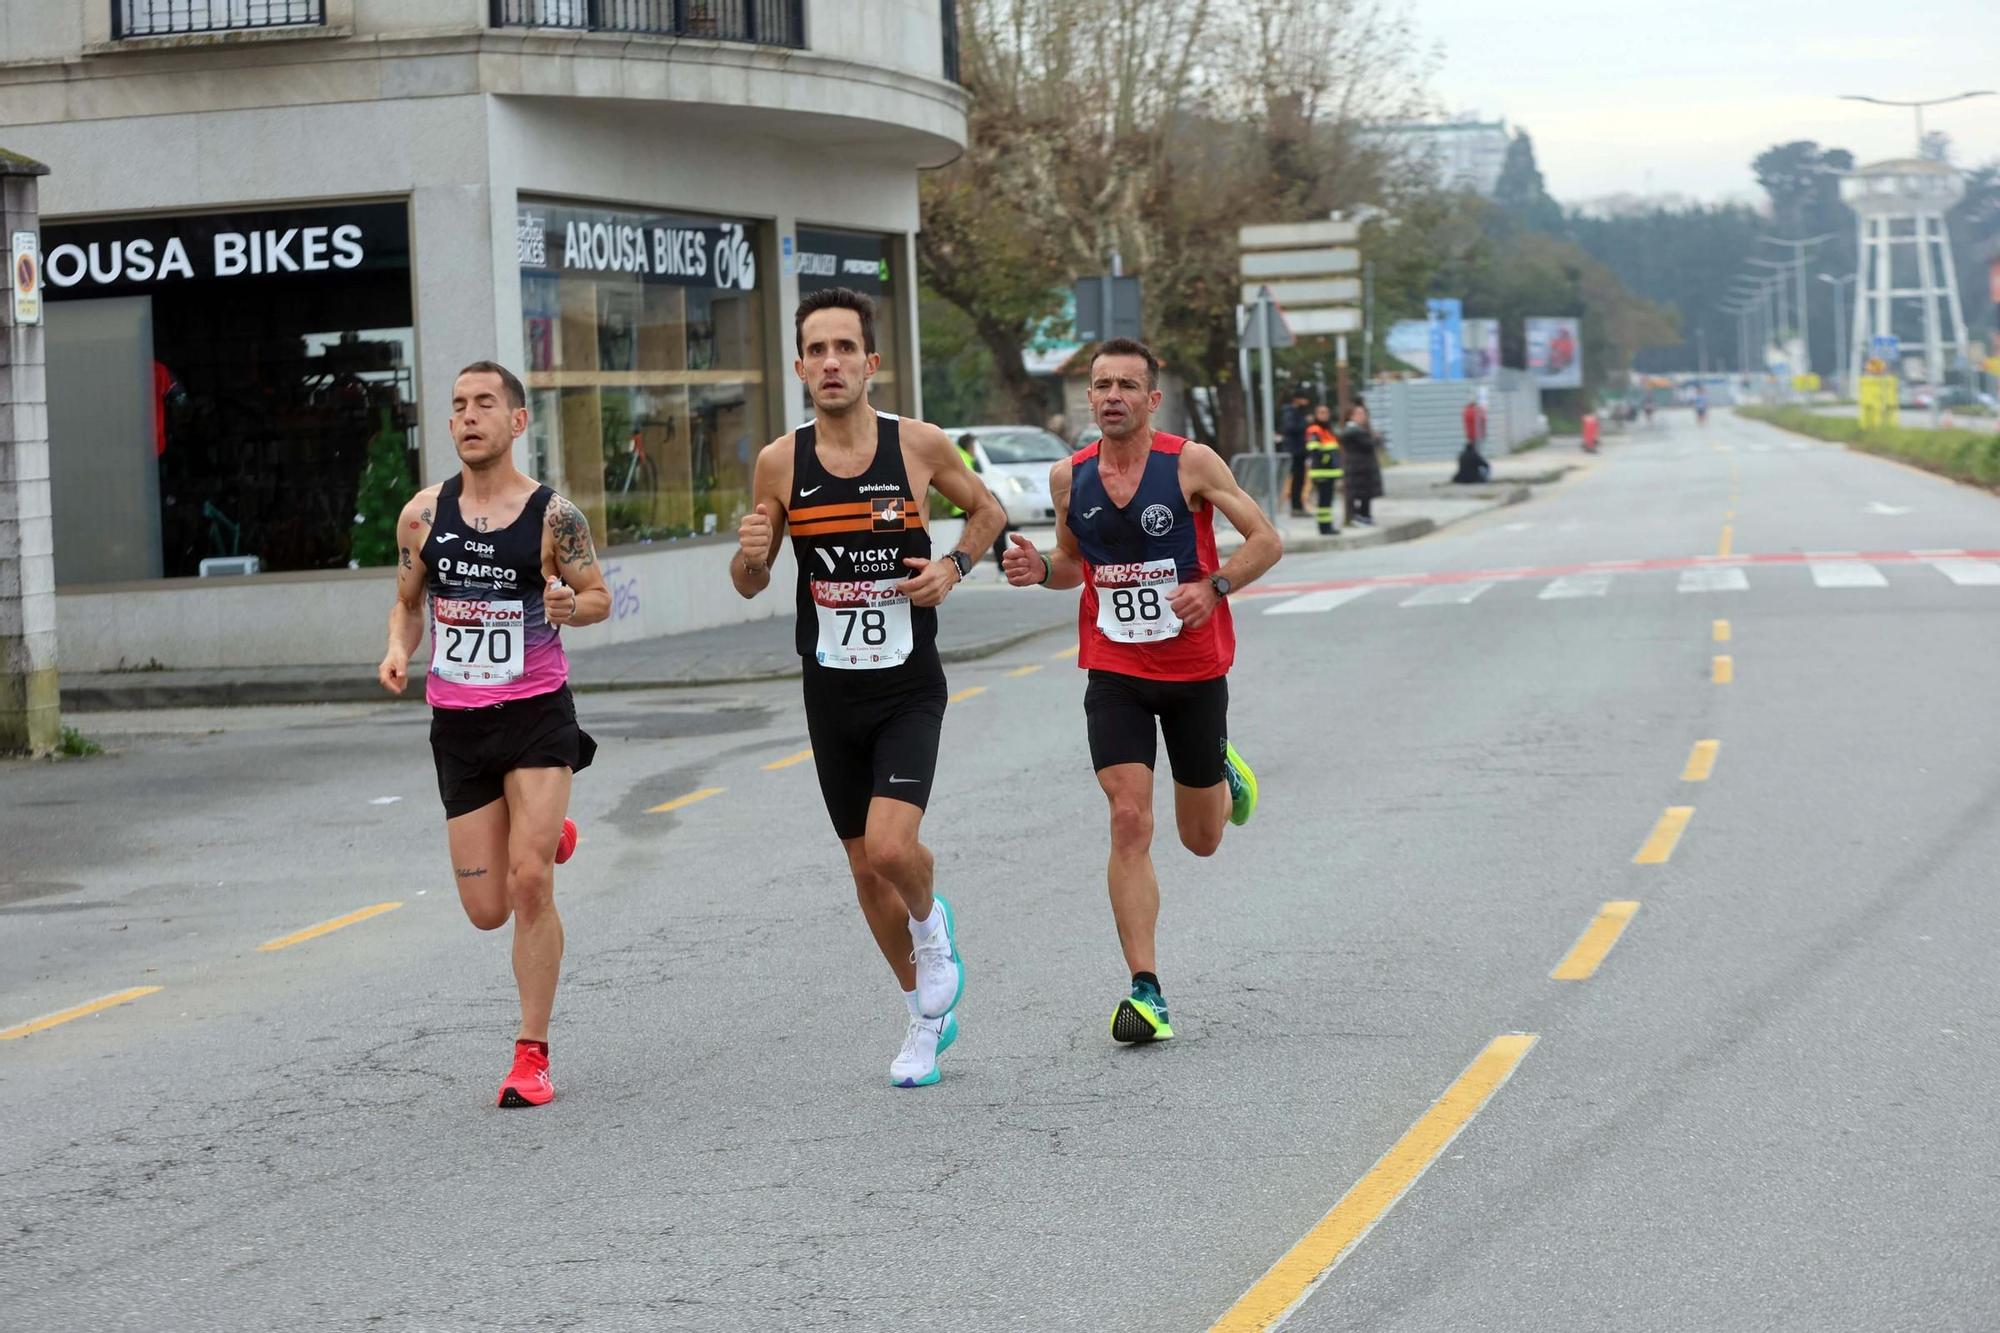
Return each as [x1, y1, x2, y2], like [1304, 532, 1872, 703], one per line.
[1840, 158, 1970, 389]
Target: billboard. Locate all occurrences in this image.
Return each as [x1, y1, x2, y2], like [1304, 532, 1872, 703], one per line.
[1462, 319, 1500, 378]
[1426, 298, 1465, 380]
[1525, 316, 1581, 388]
[1387, 318, 1432, 374]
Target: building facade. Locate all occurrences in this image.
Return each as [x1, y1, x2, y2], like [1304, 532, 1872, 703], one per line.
[0, 0, 966, 666]
[1364, 120, 1512, 199]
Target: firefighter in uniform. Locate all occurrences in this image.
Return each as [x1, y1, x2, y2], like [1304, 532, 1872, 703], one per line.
[1304, 405, 1342, 536]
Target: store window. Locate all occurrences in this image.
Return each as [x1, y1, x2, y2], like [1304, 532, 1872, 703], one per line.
[40, 202, 416, 583]
[518, 201, 769, 549]
[795, 227, 905, 413]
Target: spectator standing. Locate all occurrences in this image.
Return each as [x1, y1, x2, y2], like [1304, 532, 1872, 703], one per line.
[1278, 389, 1311, 516]
[1339, 401, 1384, 526]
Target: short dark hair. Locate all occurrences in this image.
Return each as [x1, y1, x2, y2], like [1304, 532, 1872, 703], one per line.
[1088, 337, 1160, 390]
[456, 360, 525, 410]
[795, 287, 878, 357]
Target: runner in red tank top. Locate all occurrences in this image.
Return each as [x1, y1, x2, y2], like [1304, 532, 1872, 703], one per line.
[1002, 337, 1282, 1043]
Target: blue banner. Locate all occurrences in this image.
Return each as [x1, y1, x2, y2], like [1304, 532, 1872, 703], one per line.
[1427, 298, 1465, 381]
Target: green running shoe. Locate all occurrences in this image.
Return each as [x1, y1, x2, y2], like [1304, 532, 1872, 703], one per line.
[1112, 981, 1173, 1043]
[1223, 741, 1258, 826]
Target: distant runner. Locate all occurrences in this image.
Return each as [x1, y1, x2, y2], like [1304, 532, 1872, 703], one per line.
[731, 288, 1005, 1087]
[379, 360, 608, 1108]
[1002, 337, 1283, 1042]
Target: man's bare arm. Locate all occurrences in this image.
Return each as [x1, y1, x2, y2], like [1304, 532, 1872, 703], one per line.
[378, 491, 436, 694]
[1187, 443, 1283, 589]
[545, 496, 611, 628]
[732, 440, 791, 598]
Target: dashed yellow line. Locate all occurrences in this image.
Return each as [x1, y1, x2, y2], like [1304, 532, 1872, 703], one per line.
[1681, 740, 1720, 782]
[1717, 526, 1733, 557]
[1, 986, 163, 1041]
[1713, 655, 1734, 684]
[259, 902, 403, 953]
[1005, 664, 1043, 678]
[1551, 902, 1640, 981]
[1053, 645, 1080, 659]
[1209, 1034, 1539, 1331]
[1634, 807, 1694, 865]
[1713, 619, 1731, 643]
[949, 686, 987, 704]
[763, 748, 814, 771]
[648, 786, 726, 814]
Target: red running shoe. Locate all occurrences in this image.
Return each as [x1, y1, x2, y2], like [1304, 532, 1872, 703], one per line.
[555, 818, 578, 865]
[497, 1039, 554, 1108]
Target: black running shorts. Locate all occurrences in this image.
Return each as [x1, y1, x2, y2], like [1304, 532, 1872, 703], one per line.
[429, 685, 597, 819]
[1083, 669, 1229, 788]
[802, 667, 948, 841]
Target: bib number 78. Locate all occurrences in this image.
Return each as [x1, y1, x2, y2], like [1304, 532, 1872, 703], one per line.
[837, 607, 890, 646]
[1109, 587, 1165, 624]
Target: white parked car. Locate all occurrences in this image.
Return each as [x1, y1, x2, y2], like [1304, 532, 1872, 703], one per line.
[945, 425, 1073, 526]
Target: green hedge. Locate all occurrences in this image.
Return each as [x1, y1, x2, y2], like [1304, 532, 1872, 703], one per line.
[1737, 405, 2000, 488]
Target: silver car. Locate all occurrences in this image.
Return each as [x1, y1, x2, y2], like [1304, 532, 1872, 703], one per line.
[946, 425, 1073, 526]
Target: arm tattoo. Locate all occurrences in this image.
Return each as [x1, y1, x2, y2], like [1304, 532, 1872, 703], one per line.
[419, 506, 433, 526]
[400, 547, 412, 570]
[548, 497, 597, 569]
[456, 867, 488, 879]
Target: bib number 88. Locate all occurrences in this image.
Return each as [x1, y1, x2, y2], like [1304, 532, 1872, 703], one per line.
[444, 626, 513, 664]
[837, 608, 890, 646]
[1110, 587, 1165, 624]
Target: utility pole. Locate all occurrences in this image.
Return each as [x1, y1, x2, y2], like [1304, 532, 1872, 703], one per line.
[1759, 234, 1836, 375]
[1, 147, 56, 753]
[1818, 272, 1857, 393]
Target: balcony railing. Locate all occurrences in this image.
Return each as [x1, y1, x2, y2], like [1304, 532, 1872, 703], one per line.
[490, 0, 805, 48]
[113, 0, 325, 38]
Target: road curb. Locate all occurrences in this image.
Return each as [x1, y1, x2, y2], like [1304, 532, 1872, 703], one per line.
[59, 483, 1540, 711]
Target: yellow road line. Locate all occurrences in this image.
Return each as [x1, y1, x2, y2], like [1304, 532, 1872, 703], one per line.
[949, 686, 987, 704]
[1210, 1033, 1538, 1332]
[647, 786, 726, 814]
[763, 748, 813, 771]
[1, 986, 163, 1041]
[1634, 806, 1694, 865]
[1005, 664, 1043, 678]
[1713, 618, 1731, 643]
[1717, 525, 1733, 557]
[1681, 739, 1720, 782]
[259, 901, 403, 953]
[1550, 902, 1640, 981]
[1053, 645, 1080, 659]
[1713, 654, 1734, 684]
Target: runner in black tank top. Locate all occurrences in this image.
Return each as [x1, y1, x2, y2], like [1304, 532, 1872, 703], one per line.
[729, 288, 1005, 1089]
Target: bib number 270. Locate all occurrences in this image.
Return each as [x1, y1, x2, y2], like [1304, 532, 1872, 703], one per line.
[443, 626, 513, 665]
[836, 608, 890, 647]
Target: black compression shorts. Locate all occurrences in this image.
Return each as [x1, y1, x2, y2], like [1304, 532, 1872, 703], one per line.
[802, 668, 948, 841]
[429, 685, 596, 819]
[1083, 670, 1229, 788]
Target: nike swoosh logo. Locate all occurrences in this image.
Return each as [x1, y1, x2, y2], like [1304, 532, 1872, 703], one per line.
[888, 775, 923, 785]
[799, 485, 823, 497]
[1081, 507, 1103, 519]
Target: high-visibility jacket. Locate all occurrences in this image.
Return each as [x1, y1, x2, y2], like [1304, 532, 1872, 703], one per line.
[1305, 423, 1343, 479]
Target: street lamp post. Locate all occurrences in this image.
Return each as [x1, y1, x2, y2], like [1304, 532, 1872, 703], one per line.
[1838, 90, 1997, 155]
[1818, 272, 1858, 394]
[1760, 234, 1837, 376]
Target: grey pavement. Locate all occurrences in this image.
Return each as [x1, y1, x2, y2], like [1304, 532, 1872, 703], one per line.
[7, 410, 1997, 1330]
[54, 457, 1565, 710]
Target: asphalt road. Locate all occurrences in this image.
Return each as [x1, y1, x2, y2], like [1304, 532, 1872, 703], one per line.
[4, 409, 1998, 1331]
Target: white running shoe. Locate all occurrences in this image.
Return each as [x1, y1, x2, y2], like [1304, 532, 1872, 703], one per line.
[890, 1011, 959, 1088]
[910, 895, 965, 1019]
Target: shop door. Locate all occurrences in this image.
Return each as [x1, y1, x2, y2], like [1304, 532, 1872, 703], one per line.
[46, 295, 163, 584]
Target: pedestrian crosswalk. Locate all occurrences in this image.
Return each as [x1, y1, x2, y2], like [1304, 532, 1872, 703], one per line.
[1258, 557, 2000, 616]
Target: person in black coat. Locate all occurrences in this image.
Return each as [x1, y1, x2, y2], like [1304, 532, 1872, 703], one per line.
[1278, 390, 1311, 516]
[1453, 439, 1491, 484]
[1339, 401, 1384, 525]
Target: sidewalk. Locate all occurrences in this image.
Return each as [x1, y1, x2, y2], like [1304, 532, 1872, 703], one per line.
[60, 458, 1574, 711]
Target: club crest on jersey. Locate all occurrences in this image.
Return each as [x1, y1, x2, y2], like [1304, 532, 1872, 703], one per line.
[1140, 503, 1175, 537]
[871, 496, 908, 532]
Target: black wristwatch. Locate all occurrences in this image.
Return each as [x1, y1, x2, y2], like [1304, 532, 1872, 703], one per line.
[946, 550, 974, 580]
[1209, 573, 1232, 600]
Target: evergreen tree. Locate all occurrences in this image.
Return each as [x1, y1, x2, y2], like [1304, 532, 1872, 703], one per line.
[350, 405, 411, 568]
[1494, 132, 1566, 236]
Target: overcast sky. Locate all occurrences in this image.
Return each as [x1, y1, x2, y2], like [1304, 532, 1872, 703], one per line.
[1411, 0, 2000, 205]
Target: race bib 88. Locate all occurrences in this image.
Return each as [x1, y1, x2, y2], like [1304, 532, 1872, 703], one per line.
[812, 579, 915, 669]
[1094, 559, 1184, 643]
[431, 597, 527, 685]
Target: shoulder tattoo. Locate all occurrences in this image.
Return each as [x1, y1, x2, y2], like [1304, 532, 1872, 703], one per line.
[548, 497, 596, 569]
